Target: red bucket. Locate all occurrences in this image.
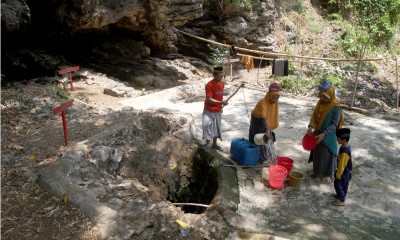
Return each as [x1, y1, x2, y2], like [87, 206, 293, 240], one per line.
[277, 156, 294, 173]
[268, 165, 288, 189]
[302, 134, 317, 150]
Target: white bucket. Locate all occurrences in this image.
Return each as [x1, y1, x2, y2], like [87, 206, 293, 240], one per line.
[254, 133, 268, 145]
[262, 167, 269, 181]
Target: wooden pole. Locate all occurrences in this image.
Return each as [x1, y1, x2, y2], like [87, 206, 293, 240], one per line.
[350, 44, 366, 108]
[396, 58, 399, 109]
[237, 52, 273, 60]
[173, 28, 382, 62]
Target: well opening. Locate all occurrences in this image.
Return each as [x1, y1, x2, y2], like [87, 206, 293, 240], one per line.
[83, 113, 219, 215]
[167, 149, 218, 214]
[39, 112, 230, 239]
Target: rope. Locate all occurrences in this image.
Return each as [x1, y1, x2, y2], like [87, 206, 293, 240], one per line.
[173, 28, 382, 62]
[241, 86, 250, 120]
[172, 203, 209, 208]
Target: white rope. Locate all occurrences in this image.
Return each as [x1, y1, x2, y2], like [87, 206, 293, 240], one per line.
[172, 203, 209, 208]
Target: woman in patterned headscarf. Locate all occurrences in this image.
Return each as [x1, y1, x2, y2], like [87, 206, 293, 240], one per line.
[307, 80, 345, 182]
[249, 82, 281, 164]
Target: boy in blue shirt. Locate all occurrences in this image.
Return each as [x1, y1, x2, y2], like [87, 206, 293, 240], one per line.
[331, 128, 352, 206]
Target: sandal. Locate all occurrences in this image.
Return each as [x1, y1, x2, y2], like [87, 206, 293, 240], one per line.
[330, 193, 339, 199]
[211, 145, 223, 151]
[331, 200, 345, 207]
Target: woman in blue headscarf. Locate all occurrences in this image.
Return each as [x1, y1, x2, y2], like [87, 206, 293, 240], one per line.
[307, 80, 344, 183]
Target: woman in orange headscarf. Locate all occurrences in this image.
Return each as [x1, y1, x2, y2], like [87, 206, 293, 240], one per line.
[249, 83, 281, 164]
[307, 80, 345, 182]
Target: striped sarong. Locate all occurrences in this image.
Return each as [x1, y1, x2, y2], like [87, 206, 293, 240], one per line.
[202, 110, 222, 141]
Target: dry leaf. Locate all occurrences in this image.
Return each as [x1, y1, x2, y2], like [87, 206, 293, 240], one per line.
[28, 155, 37, 161]
[175, 219, 188, 228]
[170, 163, 177, 170]
[63, 193, 68, 204]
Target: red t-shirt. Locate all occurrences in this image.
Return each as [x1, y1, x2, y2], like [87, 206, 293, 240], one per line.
[204, 80, 224, 112]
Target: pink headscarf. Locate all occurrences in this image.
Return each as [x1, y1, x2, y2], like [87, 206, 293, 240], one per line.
[269, 82, 281, 91]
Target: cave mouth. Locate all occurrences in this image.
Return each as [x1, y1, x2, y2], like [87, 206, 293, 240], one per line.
[168, 149, 218, 214]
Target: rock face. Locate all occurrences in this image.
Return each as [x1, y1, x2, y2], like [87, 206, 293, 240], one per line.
[1, 0, 31, 33]
[176, 0, 276, 60]
[54, 0, 203, 53]
[2, 0, 277, 85]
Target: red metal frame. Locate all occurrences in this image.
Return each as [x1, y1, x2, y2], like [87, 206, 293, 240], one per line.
[53, 100, 74, 146]
[58, 66, 80, 91]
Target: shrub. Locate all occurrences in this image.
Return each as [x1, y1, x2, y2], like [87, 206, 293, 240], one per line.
[279, 76, 311, 94]
[210, 46, 229, 68]
[325, 75, 345, 91]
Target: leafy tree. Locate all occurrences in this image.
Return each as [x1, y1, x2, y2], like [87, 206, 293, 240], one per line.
[325, 0, 400, 46]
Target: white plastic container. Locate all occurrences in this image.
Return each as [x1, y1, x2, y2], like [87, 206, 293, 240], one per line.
[262, 167, 269, 181]
[254, 133, 268, 145]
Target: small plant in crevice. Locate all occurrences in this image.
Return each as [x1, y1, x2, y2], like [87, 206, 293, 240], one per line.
[46, 86, 73, 100]
[140, 88, 148, 96]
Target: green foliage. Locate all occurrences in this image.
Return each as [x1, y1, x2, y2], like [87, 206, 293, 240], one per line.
[329, 17, 369, 56]
[288, 62, 297, 75]
[325, 75, 345, 91]
[46, 86, 73, 100]
[279, 76, 313, 94]
[294, 0, 307, 12]
[279, 0, 307, 13]
[327, 13, 342, 21]
[1, 89, 25, 106]
[204, 0, 260, 10]
[361, 61, 378, 73]
[210, 46, 229, 67]
[326, 0, 400, 47]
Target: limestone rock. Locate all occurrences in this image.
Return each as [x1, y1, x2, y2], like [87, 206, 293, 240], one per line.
[176, 0, 276, 59]
[55, 0, 203, 53]
[1, 0, 31, 32]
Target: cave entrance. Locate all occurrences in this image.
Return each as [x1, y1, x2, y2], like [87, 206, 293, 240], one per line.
[168, 149, 218, 214]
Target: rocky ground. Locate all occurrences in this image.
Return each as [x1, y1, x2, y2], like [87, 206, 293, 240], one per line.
[1, 65, 399, 239]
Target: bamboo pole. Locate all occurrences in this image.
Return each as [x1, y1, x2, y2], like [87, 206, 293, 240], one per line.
[350, 44, 366, 108]
[173, 28, 382, 62]
[396, 58, 399, 109]
[236, 52, 273, 60]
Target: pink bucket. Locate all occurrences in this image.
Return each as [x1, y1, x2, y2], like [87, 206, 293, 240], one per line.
[268, 165, 288, 189]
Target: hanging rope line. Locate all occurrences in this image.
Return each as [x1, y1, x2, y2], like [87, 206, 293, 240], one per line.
[172, 28, 382, 62]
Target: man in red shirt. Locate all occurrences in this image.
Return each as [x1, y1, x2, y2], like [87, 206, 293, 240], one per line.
[202, 66, 228, 151]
